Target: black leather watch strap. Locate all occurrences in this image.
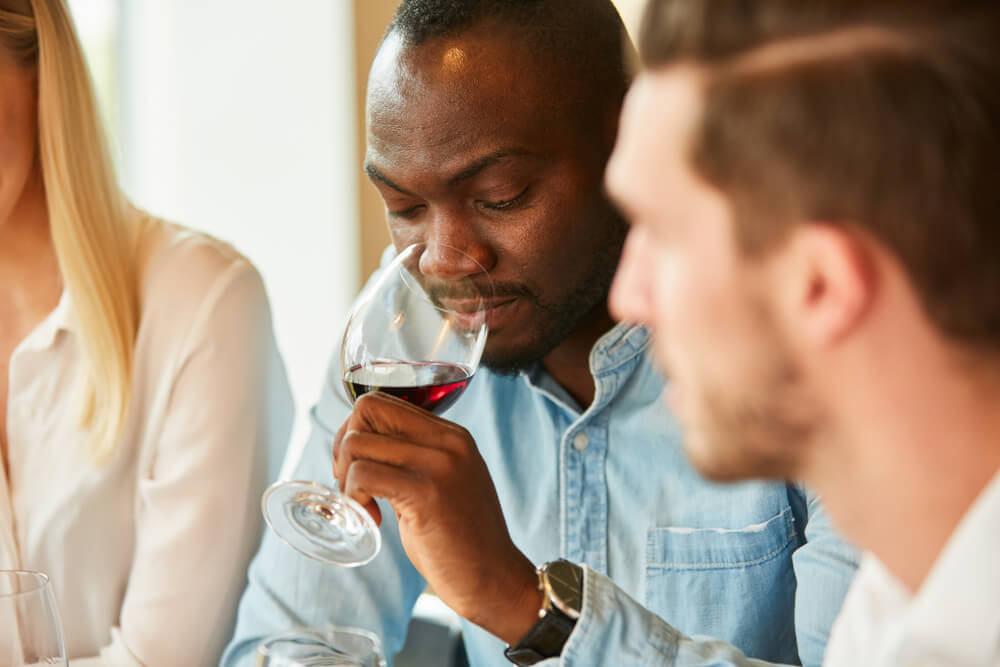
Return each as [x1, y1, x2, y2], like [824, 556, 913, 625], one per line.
[503, 607, 576, 666]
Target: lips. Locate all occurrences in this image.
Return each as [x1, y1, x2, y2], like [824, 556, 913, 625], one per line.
[445, 298, 519, 330]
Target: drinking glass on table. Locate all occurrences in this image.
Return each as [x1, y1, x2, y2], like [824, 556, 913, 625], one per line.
[0, 571, 67, 667]
[255, 626, 387, 667]
[262, 242, 492, 566]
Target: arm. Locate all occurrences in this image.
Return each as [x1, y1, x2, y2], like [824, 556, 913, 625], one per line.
[550, 566, 776, 667]
[221, 356, 427, 667]
[79, 263, 295, 666]
[336, 392, 857, 667]
[552, 489, 858, 667]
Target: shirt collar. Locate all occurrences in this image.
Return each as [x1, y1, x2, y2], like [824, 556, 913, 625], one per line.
[905, 468, 1000, 664]
[589, 322, 650, 375]
[519, 322, 650, 382]
[20, 289, 74, 353]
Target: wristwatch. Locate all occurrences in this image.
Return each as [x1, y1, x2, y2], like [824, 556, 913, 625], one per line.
[504, 559, 583, 665]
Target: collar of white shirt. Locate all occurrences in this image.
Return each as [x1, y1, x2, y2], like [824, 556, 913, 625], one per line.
[905, 467, 1000, 664]
[838, 469, 1000, 666]
[20, 289, 73, 353]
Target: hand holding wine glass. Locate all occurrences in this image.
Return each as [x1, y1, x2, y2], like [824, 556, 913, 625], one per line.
[262, 242, 491, 566]
[331, 388, 543, 645]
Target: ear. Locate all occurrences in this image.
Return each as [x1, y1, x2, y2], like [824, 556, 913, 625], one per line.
[773, 224, 877, 349]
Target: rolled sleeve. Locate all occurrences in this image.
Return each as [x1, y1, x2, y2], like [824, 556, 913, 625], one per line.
[556, 567, 800, 667]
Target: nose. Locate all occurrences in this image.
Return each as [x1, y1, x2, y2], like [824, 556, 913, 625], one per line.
[609, 226, 653, 326]
[418, 210, 495, 281]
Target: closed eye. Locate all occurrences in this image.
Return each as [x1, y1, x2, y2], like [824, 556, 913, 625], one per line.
[479, 187, 529, 211]
[388, 204, 426, 219]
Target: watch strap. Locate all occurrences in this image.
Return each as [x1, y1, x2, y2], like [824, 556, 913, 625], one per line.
[503, 606, 576, 665]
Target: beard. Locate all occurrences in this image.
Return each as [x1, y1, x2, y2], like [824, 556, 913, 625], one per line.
[481, 219, 626, 376]
[681, 307, 818, 483]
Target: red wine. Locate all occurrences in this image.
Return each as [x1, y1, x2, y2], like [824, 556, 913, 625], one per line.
[343, 361, 475, 414]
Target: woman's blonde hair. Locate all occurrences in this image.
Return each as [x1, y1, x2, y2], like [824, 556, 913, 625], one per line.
[1, 0, 138, 463]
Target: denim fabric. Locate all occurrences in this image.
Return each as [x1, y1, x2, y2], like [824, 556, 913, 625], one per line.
[223, 269, 857, 667]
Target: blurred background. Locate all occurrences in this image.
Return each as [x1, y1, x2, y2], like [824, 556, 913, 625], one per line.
[67, 0, 643, 465]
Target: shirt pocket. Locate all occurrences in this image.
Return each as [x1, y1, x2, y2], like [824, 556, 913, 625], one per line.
[645, 507, 800, 662]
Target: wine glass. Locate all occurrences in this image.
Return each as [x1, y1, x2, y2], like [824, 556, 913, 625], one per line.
[0, 571, 67, 667]
[263, 242, 491, 566]
[255, 626, 386, 667]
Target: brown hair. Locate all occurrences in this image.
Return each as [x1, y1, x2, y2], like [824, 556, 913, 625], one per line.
[640, 0, 1000, 348]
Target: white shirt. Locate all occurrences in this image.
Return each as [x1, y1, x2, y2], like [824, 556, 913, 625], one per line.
[1, 219, 294, 666]
[825, 469, 1000, 667]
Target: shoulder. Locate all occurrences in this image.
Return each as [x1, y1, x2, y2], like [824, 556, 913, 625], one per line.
[135, 217, 270, 340]
[138, 217, 261, 295]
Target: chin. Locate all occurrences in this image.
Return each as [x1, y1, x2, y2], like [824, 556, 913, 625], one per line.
[684, 440, 740, 482]
[682, 428, 761, 483]
[480, 333, 559, 376]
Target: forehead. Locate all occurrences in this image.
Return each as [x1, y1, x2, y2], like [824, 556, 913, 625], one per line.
[608, 67, 705, 213]
[365, 25, 577, 171]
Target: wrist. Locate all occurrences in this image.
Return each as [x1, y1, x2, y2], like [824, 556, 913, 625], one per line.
[469, 554, 544, 645]
[503, 559, 583, 666]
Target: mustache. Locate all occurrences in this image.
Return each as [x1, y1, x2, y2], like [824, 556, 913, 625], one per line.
[426, 280, 536, 303]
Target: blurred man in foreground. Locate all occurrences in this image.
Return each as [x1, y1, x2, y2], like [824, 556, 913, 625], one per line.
[608, 1, 1000, 664]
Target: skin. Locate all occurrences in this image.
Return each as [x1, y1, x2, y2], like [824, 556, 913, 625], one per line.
[607, 67, 1000, 593]
[334, 18, 627, 645]
[0, 44, 59, 481]
[364, 23, 625, 406]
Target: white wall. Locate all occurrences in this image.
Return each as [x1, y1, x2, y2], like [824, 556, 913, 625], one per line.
[117, 0, 361, 471]
[613, 0, 645, 39]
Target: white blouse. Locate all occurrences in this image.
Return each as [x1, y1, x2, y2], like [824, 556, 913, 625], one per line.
[0, 219, 294, 666]
[824, 469, 1000, 667]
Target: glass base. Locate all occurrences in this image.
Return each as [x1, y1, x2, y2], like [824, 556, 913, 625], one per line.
[262, 480, 381, 566]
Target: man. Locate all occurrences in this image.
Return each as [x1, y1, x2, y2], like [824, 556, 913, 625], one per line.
[224, 1, 856, 665]
[607, 0, 1000, 665]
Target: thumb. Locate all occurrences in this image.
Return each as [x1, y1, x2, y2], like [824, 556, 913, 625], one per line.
[364, 498, 383, 527]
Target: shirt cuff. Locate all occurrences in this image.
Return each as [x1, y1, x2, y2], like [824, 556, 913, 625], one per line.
[557, 565, 680, 666]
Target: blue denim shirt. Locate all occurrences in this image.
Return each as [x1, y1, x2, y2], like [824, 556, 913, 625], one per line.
[223, 320, 857, 667]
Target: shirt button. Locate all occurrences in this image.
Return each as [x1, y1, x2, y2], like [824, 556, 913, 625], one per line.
[572, 432, 589, 452]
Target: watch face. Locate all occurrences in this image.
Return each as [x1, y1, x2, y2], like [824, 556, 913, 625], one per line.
[545, 560, 582, 619]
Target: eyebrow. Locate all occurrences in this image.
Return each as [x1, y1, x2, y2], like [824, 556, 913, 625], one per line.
[364, 164, 416, 197]
[364, 148, 534, 196]
[445, 149, 533, 187]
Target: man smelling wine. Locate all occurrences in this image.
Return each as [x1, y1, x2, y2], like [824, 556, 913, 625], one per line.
[223, 1, 858, 665]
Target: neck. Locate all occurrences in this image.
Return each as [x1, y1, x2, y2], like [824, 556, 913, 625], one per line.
[541, 300, 616, 408]
[805, 353, 1000, 593]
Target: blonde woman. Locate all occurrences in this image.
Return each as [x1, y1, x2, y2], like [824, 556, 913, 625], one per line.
[0, 1, 294, 665]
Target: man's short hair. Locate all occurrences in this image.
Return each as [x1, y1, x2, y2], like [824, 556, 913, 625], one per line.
[386, 0, 633, 119]
[389, 0, 551, 45]
[641, 0, 1000, 351]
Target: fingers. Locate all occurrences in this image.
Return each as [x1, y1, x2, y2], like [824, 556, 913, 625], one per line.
[332, 391, 479, 528]
[341, 459, 425, 521]
[348, 391, 470, 442]
[331, 418, 350, 474]
[363, 498, 383, 527]
[334, 429, 453, 485]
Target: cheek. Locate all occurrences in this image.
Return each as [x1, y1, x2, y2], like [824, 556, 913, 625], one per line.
[647, 247, 752, 392]
[0, 80, 37, 193]
[647, 248, 701, 341]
